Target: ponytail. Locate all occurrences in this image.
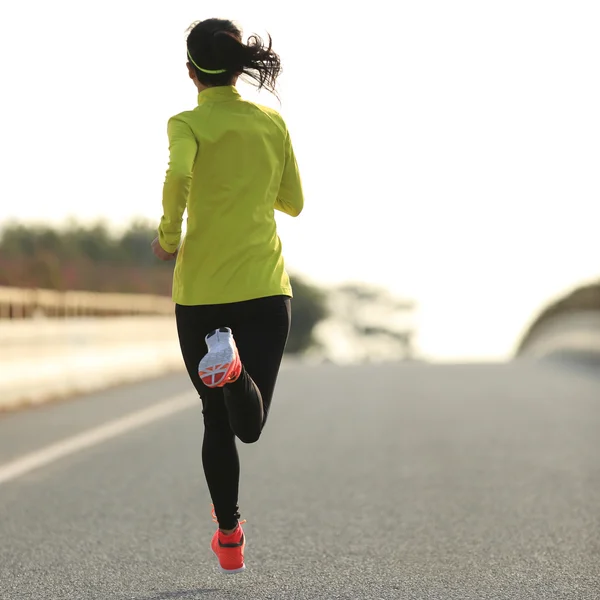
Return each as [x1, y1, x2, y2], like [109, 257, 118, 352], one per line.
[187, 19, 282, 95]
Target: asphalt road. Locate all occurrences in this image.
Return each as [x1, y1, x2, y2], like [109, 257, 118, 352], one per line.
[0, 360, 599, 599]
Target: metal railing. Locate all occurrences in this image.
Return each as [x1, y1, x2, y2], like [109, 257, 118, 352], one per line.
[0, 286, 174, 319]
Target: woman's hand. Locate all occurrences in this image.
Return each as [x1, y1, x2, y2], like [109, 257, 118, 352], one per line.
[151, 237, 178, 261]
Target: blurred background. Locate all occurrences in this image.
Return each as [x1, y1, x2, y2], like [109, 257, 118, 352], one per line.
[0, 0, 599, 407]
[1, 4, 600, 598]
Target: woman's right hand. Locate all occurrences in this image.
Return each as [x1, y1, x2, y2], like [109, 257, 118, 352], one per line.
[151, 237, 178, 261]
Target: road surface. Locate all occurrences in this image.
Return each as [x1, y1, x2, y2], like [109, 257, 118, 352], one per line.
[1, 360, 598, 599]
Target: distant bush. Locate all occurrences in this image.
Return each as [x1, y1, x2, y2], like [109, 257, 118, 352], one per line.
[517, 281, 600, 352]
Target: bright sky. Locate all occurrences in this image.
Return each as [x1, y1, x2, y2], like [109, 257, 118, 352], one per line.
[1, 1, 599, 361]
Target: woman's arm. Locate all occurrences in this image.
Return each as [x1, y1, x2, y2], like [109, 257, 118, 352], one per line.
[275, 130, 304, 217]
[158, 116, 198, 253]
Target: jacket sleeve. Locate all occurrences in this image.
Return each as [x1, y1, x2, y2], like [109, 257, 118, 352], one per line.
[158, 116, 198, 253]
[275, 129, 304, 217]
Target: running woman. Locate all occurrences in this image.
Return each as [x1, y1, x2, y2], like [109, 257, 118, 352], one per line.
[151, 18, 303, 574]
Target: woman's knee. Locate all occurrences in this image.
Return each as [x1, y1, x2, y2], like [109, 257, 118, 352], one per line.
[237, 428, 262, 444]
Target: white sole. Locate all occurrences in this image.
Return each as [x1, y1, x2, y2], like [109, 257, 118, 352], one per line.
[198, 333, 237, 388]
[218, 565, 246, 574]
[212, 542, 247, 574]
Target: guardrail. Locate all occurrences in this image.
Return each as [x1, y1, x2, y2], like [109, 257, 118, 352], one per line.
[0, 316, 183, 411]
[516, 310, 600, 361]
[0, 286, 173, 319]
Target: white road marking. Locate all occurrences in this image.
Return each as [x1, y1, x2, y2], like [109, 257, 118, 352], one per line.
[0, 393, 197, 486]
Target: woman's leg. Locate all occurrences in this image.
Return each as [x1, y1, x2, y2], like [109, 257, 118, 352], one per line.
[175, 296, 291, 529]
[175, 304, 241, 530]
[201, 392, 241, 530]
[223, 295, 291, 443]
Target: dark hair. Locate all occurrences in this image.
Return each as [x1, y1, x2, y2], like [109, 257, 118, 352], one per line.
[186, 18, 281, 95]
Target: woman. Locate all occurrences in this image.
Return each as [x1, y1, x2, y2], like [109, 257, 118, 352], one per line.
[151, 18, 303, 574]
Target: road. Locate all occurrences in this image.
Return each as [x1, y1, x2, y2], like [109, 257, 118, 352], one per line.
[0, 360, 599, 599]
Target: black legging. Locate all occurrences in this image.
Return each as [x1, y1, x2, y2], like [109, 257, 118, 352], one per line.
[175, 295, 291, 530]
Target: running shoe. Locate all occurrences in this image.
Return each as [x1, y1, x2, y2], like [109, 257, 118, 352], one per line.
[198, 327, 242, 388]
[210, 507, 246, 574]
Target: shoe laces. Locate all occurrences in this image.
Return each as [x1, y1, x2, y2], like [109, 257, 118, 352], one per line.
[211, 504, 246, 526]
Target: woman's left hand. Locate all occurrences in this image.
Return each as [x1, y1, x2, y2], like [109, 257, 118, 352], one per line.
[151, 237, 178, 261]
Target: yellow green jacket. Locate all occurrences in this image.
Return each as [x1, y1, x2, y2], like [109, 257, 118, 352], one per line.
[158, 86, 303, 305]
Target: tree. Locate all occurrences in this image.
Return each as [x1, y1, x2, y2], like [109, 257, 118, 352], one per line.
[286, 276, 329, 354]
[313, 283, 417, 362]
